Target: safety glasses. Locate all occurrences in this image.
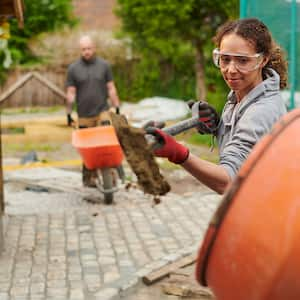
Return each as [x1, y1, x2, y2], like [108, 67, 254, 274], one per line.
[213, 48, 263, 72]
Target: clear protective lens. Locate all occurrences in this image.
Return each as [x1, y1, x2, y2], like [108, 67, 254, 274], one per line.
[212, 48, 262, 72]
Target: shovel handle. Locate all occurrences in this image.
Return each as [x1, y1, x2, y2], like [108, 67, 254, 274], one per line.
[163, 116, 200, 136]
[146, 116, 206, 150]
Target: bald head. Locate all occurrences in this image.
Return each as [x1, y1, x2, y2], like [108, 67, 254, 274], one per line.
[79, 35, 96, 61]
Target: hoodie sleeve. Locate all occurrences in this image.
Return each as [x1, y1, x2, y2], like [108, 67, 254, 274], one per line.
[219, 99, 285, 178]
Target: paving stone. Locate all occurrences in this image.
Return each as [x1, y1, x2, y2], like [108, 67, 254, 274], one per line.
[46, 287, 68, 297]
[10, 285, 29, 297]
[68, 273, 83, 281]
[46, 280, 67, 288]
[2, 167, 220, 300]
[94, 287, 119, 300]
[69, 288, 85, 300]
[30, 295, 45, 300]
[69, 280, 85, 289]
[0, 292, 9, 300]
[30, 283, 45, 294]
[0, 282, 10, 292]
[103, 271, 120, 284]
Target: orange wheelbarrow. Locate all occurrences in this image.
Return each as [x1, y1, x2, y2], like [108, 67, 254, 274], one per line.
[72, 125, 124, 204]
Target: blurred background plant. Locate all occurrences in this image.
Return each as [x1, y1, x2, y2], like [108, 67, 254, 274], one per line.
[115, 0, 239, 111]
[8, 0, 77, 66]
[28, 29, 128, 67]
[2, 0, 239, 115]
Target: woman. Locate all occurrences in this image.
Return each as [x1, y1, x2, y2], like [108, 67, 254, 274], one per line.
[146, 18, 287, 194]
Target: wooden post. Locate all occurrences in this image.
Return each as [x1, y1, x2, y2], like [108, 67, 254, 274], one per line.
[0, 0, 25, 255]
[0, 113, 4, 254]
[0, 216, 3, 254]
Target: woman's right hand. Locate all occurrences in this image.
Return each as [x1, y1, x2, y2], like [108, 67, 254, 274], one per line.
[145, 127, 189, 164]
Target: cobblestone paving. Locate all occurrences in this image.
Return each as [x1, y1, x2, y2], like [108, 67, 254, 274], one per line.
[1, 168, 221, 300]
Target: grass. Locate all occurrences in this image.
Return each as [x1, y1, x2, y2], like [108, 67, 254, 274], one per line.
[1, 106, 63, 115]
[0, 105, 219, 167]
[187, 132, 214, 147]
[157, 159, 182, 171]
[1, 127, 25, 134]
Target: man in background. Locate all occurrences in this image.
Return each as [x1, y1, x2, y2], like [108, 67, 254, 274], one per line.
[66, 35, 121, 187]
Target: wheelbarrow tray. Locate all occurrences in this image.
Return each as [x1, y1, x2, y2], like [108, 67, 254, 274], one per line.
[72, 125, 123, 170]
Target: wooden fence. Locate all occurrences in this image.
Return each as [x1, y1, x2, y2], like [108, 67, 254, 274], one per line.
[0, 68, 67, 108]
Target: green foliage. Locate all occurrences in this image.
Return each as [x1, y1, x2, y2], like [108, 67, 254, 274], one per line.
[116, 0, 237, 48]
[0, 52, 8, 82]
[8, 0, 77, 65]
[113, 40, 229, 106]
[187, 132, 214, 147]
[0, 0, 77, 84]
[113, 55, 197, 102]
[115, 0, 238, 104]
[203, 42, 229, 113]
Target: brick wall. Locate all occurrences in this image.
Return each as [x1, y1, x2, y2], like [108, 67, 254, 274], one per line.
[72, 0, 120, 30]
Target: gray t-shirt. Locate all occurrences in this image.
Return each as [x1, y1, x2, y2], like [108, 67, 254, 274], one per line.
[217, 68, 287, 178]
[66, 57, 113, 117]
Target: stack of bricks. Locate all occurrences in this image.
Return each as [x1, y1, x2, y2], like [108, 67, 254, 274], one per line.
[72, 0, 119, 30]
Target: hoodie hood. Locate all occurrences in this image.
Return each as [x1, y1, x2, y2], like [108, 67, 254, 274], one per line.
[226, 68, 280, 119]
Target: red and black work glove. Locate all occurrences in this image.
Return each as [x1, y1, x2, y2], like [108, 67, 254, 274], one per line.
[145, 127, 189, 164]
[67, 113, 75, 127]
[188, 100, 220, 135]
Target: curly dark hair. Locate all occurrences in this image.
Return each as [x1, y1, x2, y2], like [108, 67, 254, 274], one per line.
[213, 18, 288, 89]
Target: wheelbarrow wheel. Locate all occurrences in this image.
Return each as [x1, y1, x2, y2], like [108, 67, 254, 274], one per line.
[101, 168, 114, 204]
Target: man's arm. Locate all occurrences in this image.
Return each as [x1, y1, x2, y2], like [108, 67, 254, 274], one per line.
[66, 86, 76, 114]
[66, 86, 76, 126]
[107, 81, 120, 108]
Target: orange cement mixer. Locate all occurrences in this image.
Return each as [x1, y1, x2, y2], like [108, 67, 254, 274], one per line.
[196, 108, 300, 300]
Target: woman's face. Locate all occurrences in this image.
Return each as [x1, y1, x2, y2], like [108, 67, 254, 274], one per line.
[219, 33, 265, 101]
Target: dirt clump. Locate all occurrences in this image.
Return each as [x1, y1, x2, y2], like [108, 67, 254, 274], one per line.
[110, 112, 170, 196]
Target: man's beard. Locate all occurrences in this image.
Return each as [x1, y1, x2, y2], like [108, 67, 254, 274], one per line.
[82, 54, 94, 62]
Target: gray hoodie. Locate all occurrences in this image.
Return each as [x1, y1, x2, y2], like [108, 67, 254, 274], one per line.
[217, 68, 287, 179]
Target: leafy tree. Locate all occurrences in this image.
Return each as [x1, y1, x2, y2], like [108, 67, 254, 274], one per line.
[8, 0, 77, 64]
[116, 0, 238, 100]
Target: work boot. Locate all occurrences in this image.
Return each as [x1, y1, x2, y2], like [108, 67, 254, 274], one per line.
[82, 165, 97, 188]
